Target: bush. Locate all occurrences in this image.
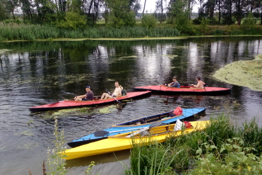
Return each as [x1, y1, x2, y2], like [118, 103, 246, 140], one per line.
[141, 14, 157, 29]
[56, 12, 87, 30]
[242, 12, 256, 25]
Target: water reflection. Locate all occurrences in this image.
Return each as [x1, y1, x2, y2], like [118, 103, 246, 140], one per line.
[0, 37, 262, 175]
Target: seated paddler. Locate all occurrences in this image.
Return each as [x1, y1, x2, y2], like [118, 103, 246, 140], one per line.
[167, 76, 180, 88]
[74, 86, 94, 101]
[101, 81, 123, 100]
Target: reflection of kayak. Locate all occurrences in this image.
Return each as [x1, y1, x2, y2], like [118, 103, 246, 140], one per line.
[63, 120, 210, 160]
[29, 91, 151, 112]
[133, 85, 231, 94]
[67, 108, 206, 147]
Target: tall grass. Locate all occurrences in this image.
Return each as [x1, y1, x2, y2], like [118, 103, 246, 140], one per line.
[126, 114, 262, 174]
[0, 24, 180, 41]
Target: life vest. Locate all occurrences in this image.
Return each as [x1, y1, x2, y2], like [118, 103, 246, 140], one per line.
[173, 106, 183, 115]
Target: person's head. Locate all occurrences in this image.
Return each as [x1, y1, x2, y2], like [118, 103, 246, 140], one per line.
[196, 76, 201, 81]
[173, 76, 177, 82]
[85, 86, 91, 92]
[115, 81, 119, 87]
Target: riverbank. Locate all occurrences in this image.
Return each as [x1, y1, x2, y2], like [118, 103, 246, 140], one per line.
[126, 115, 262, 174]
[1, 24, 262, 42]
[213, 54, 262, 91]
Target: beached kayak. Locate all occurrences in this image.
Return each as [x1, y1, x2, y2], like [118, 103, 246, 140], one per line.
[67, 107, 206, 147]
[29, 91, 151, 112]
[62, 120, 210, 160]
[133, 85, 231, 94]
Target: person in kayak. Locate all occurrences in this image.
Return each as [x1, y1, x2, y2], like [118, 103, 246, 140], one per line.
[168, 76, 180, 88]
[101, 81, 123, 99]
[191, 77, 205, 89]
[74, 86, 94, 101]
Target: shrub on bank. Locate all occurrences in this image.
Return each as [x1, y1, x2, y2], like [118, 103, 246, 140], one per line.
[126, 115, 262, 174]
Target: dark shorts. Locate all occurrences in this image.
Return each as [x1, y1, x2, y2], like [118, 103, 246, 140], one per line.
[82, 98, 91, 101]
[112, 95, 116, 97]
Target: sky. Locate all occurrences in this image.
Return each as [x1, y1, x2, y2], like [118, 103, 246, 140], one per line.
[142, 0, 200, 13]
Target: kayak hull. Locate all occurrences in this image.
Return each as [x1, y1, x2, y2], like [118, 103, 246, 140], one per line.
[29, 91, 151, 112]
[63, 121, 210, 160]
[133, 85, 231, 95]
[67, 107, 206, 148]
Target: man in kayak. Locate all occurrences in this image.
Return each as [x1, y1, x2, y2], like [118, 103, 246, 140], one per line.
[168, 76, 180, 88]
[191, 77, 205, 89]
[101, 81, 123, 99]
[74, 86, 94, 101]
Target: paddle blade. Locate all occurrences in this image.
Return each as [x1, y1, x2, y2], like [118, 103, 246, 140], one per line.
[149, 121, 165, 128]
[94, 130, 109, 137]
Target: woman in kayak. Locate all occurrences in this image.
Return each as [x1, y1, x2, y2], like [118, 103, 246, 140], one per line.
[101, 81, 123, 99]
[74, 86, 94, 101]
[191, 77, 205, 89]
[168, 76, 180, 88]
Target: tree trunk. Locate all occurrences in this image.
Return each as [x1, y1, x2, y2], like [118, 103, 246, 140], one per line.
[261, 8, 262, 25]
[218, 0, 221, 24]
[142, 0, 147, 15]
[88, 0, 94, 14]
[229, 1, 232, 23]
[160, 0, 163, 23]
[12, 10, 15, 20]
[237, 0, 241, 25]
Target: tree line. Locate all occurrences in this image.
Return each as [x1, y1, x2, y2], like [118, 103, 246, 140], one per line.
[0, 0, 261, 28]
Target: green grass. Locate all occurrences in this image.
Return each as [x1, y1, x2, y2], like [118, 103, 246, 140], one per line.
[126, 114, 262, 174]
[0, 24, 180, 41]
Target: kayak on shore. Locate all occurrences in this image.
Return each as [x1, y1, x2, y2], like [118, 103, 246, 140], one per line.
[62, 120, 210, 160]
[133, 85, 231, 94]
[29, 91, 151, 112]
[67, 107, 206, 148]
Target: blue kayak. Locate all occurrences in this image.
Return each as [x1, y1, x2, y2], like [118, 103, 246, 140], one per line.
[67, 107, 206, 147]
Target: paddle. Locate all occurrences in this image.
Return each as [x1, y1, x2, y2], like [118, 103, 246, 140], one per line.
[94, 120, 166, 137]
[105, 88, 122, 106]
[94, 126, 149, 137]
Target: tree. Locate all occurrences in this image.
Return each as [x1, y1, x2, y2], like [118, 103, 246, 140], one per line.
[156, 0, 164, 23]
[142, 0, 147, 15]
[168, 0, 193, 33]
[56, 12, 87, 30]
[142, 14, 157, 28]
[0, 0, 9, 21]
[105, 0, 136, 28]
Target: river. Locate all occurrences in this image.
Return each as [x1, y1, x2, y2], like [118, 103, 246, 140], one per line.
[0, 37, 262, 175]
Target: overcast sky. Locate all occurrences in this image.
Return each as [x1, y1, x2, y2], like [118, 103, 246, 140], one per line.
[142, 0, 199, 13]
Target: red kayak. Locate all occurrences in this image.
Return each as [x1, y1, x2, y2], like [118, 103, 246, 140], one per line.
[133, 85, 231, 94]
[29, 91, 151, 112]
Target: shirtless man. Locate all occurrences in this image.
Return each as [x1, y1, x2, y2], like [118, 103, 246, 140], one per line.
[74, 86, 94, 101]
[191, 77, 205, 89]
[101, 81, 123, 100]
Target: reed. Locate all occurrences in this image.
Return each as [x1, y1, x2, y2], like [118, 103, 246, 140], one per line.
[0, 24, 180, 41]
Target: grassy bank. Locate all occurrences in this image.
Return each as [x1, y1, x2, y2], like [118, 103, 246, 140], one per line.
[126, 115, 262, 174]
[1, 24, 262, 42]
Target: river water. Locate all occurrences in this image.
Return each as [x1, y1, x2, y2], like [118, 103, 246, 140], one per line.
[0, 37, 262, 175]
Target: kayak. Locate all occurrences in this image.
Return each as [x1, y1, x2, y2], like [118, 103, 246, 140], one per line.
[133, 85, 231, 94]
[67, 107, 206, 147]
[29, 91, 151, 112]
[62, 120, 210, 160]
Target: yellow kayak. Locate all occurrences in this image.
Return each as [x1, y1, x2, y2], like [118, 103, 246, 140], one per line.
[62, 120, 210, 160]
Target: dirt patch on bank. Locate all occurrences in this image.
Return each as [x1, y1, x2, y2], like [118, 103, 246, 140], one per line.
[213, 54, 262, 91]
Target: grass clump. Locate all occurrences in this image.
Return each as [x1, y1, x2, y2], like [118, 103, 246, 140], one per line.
[126, 114, 262, 174]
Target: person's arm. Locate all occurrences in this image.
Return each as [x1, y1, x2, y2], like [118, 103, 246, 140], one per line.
[74, 94, 86, 99]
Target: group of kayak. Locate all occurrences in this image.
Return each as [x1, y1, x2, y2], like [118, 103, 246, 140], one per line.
[70, 76, 207, 102]
[29, 77, 231, 160]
